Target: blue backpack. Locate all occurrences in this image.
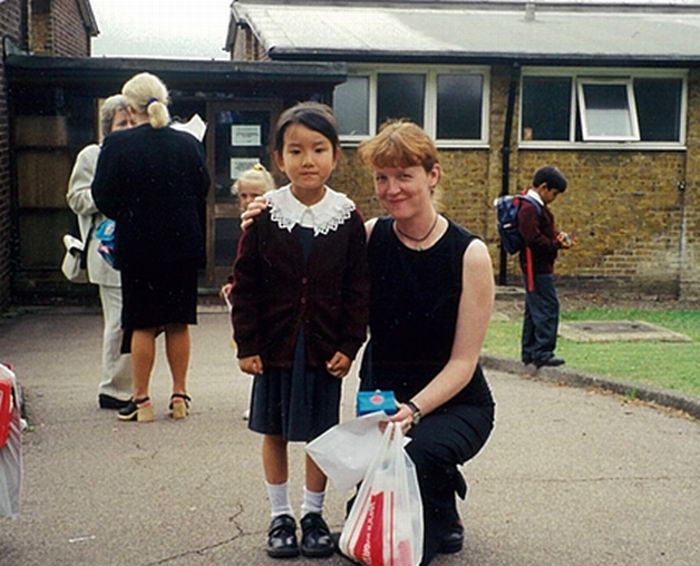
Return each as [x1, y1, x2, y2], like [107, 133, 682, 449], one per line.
[494, 194, 542, 254]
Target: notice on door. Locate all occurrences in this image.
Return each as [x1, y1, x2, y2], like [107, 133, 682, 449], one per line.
[230, 157, 261, 180]
[231, 125, 261, 147]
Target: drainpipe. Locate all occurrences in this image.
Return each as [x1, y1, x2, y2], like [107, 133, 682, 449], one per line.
[498, 62, 520, 286]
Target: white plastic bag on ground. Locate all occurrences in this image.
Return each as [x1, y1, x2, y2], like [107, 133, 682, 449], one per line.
[339, 422, 423, 566]
[0, 363, 22, 518]
[306, 412, 389, 494]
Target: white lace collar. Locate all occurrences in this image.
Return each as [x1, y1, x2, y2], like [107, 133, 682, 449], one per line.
[267, 184, 356, 236]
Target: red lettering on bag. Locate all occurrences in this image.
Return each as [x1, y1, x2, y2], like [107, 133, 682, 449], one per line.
[353, 491, 385, 565]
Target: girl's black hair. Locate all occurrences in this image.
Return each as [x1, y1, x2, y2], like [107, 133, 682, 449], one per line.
[272, 101, 340, 153]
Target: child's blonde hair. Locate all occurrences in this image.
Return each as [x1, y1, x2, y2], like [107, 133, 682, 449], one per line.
[121, 72, 171, 129]
[230, 163, 275, 196]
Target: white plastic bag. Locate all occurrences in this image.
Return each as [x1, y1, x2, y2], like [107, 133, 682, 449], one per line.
[0, 363, 22, 518]
[306, 412, 389, 494]
[339, 422, 423, 566]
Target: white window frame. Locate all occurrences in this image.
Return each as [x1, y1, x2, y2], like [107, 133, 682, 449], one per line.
[337, 64, 490, 148]
[576, 78, 640, 142]
[519, 67, 687, 151]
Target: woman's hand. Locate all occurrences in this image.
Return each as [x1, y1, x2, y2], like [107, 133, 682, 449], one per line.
[326, 351, 351, 378]
[387, 403, 415, 435]
[240, 196, 269, 230]
[239, 354, 264, 375]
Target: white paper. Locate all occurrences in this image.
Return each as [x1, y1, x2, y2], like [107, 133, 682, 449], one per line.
[305, 412, 391, 494]
[231, 124, 261, 146]
[170, 114, 207, 142]
[230, 158, 260, 180]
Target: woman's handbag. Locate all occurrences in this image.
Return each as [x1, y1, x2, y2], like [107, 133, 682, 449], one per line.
[339, 422, 424, 566]
[60, 234, 89, 283]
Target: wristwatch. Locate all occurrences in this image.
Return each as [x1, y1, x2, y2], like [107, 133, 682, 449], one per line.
[405, 400, 422, 425]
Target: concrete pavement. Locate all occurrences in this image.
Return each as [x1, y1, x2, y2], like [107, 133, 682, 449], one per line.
[0, 307, 699, 566]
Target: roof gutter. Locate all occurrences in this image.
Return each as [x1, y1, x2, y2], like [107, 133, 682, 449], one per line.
[267, 48, 700, 68]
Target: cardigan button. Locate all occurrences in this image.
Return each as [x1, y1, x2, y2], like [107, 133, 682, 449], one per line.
[301, 277, 308, 285]
[300, 297, 307, 305]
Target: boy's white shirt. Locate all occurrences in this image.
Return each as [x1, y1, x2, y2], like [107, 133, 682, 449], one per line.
[267, 184, 356, 236]
[526, 188, 545, 206]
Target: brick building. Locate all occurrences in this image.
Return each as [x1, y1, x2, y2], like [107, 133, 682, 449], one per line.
[227, 0, 700, 299]
[0, 0, 97, 309]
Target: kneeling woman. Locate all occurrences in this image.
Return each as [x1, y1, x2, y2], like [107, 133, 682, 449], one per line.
[357, 120, 495, 564]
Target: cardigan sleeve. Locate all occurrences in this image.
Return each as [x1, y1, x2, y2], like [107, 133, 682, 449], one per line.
[337, 210, 370, 359]
[230, 217, 263, 358]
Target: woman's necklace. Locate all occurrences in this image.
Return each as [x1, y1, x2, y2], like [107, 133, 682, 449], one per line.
[394, 214, 439, 251]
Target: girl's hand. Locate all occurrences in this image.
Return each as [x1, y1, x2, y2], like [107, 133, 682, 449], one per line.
[326, 351, 351, 378]
[239, 355, 264, 375]
[240, 196, 269, 230]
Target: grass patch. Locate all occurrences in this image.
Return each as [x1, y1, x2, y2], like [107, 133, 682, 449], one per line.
[483, 308, 700, 399]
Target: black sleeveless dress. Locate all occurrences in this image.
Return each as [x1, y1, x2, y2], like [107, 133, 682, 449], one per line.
[360, 216, 493, 408]
[360, 216, 495, 565]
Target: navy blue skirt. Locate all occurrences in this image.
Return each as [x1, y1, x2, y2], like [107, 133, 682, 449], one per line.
[248, 329, 342, 442]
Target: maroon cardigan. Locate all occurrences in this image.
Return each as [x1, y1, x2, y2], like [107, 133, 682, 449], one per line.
[517, 199, 561, 275]
[231, 208, 369, 368]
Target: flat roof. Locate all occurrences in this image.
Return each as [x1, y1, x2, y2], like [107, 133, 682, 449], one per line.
[231, 1, 700, 65]
[5, 54, 347, 88]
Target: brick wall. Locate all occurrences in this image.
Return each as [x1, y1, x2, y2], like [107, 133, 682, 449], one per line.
[30, 0, 90, 56]
[51, 0, 90, 56]
[336, 66, 700, 298]
[0, 0, 25, 310]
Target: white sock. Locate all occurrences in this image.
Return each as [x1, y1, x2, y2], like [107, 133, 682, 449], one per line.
[301, 487, 325, 517]
[266, 481, 294, 518]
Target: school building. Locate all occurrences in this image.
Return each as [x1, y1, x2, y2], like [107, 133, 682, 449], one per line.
[1, 0, 700, 309]
[227, 0, 700, 300]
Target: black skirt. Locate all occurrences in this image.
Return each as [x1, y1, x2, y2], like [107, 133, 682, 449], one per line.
[120, 259, 199, 353]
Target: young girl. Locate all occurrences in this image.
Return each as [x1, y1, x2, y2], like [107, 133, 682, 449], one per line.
[231, 163, 275, 212]
[230, 102, 369, 559]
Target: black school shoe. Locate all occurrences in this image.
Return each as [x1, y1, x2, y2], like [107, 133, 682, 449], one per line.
[98, 394, 131, 410]
[438, 522, 464, 554]
[534, 356, 566, 368]
[267, 514, 299, 558]
[300, 512, 336, 558]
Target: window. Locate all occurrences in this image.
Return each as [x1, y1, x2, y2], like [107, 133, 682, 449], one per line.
[520, 70, 686, 147]
[437, 74, 483, 140]
[334, 76, 369, 136]
[577, 79, 639, 141]
[333, 66, 489, 145]
[377, 73, 425, 127]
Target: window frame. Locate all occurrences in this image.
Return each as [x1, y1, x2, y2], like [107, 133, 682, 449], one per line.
[576, 78, 640, 142]
[519, 67, 688, 150]
[336, 64, 491, 148]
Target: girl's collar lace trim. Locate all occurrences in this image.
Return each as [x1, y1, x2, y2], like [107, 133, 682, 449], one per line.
[267, 185, 356, 236]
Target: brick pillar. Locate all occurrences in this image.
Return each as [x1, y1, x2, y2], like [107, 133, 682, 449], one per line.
[681, 70, 700, 300]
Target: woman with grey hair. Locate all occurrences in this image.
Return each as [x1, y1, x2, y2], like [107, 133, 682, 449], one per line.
[66, 93, 134, 410]
[93, 72, 210, 423]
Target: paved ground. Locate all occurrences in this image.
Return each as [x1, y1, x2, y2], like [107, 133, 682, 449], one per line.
[1, 307, 699, 566]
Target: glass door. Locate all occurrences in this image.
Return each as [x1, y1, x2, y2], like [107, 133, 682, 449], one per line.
[205, 100, 281, 288]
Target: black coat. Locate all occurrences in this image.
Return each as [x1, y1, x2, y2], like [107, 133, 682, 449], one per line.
[92, 123, 210, 268]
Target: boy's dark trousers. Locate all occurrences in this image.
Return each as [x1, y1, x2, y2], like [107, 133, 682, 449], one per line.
[521, 273, 560, 364]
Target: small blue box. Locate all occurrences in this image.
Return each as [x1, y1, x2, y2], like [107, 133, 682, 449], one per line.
[356, 390, 398, 416]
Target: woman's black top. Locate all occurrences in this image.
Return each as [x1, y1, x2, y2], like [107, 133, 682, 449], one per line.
[92, 123, 210, 268]
[360, 216, 494, 408]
